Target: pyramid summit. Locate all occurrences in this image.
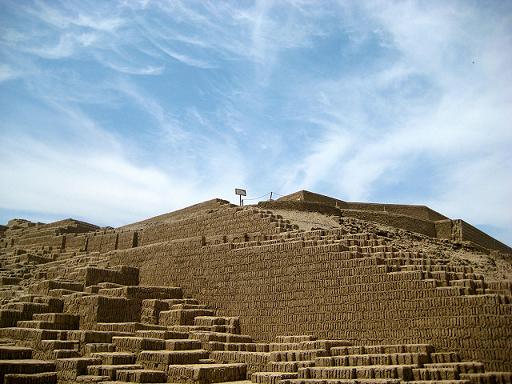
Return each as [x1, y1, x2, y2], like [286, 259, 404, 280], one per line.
[0, 191, 511, 383]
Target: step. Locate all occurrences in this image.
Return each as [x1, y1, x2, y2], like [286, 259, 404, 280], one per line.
[76, 375, 111, 382]
[298, 340, 352, 351]
[0, 328, 63, 343]
[0, 346, 32, 360]
[460, 372, 512, 383]
[167, 363, 247, 384]
[137, 350, 209, 371]
[39, 340, 79, 351]
[91, 352, 137, 365]
[413, 367, 459, 380]
[87, 364, 144, 380]
[52, 349, 80, 359]
[269, 361, 315, 373]
[116, 369, 167, 383]
[316, 352, 429, 367]
[84, 343, 116, 355]
[207, 342, 260, 352]
[112, 337, 165, 353]
[279, 379, 402, 384]
[423, 362, 485, 374]
[135, 330, 189, 340]
[270, 350, 329, 362]
[276, 336, 316, 343]
[0, 360, 56, 379]
[190, 331, 253, 344]
[165, 339, 202, 350]
[67, 330, 120, 344]
[16, 320, 78, 330]
[159, 309, 215, 326]
[251, 372, 299, 384]
[300, 365, 416, 381]
[3, 372, 58, 384]
[32, 313, 80, 327]
[431, 352, 461, 363]
[95, 322, 167, 333]
[97, 286, 182, 300]
[55, 357, 102, 381]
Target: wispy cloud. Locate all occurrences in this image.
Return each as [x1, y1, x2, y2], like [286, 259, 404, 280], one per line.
[0, 1, 510, 244]
[0, 64, 21, 82]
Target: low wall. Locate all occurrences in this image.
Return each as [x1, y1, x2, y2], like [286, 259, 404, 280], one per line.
[277, 190, 447, 221]
[457, 220, 512, 254]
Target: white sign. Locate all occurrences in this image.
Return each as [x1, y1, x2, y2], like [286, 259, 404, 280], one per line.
[235, 188, 246, 196]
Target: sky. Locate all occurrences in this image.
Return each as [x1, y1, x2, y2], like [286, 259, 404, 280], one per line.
[0, 1, 511, 245]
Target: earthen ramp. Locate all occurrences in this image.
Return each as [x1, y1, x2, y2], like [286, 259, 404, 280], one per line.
[0, 191, 511, 383]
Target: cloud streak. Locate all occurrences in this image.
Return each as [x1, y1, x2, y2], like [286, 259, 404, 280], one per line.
[0, 0, 510, 244]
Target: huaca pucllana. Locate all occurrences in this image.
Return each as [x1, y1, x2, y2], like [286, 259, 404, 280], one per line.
[0, 190, 511, 384]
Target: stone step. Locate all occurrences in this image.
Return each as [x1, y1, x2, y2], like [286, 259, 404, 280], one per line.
[87, 364, 144, 380]
[137, 350, 210, 371]
[3, 372, 58, 384]
[413, 367, 459, 381]
[55, 357, 102, 382]
[460, 371, 512, 383]
[270, 350, 329, 362]
[206, 342, 268, 353]
[0, 310, 24, 328]
[16, 320, 78, 330]
[315, 352, 429, 366]
[0, 346, 32, 360]
[112, 337, 165, 353]
[276, 336, 316, 344]
[95, 322, 167, 333]
[0, 328, 64, 345]
[167, 363, 247, 384]
[279, 379, 402, 384]
[269, 361, 315, 373]
[134, 330, 189, 340]
[330, 344, 434, 356]
[159, 309, 215, 326]
[190, 331, 253, 344]
[84, 343, 116, 355]
[97, 286, 183, 300]
[52, 349, 80, 359]
[423, 362, 486, 374]
[32, 313, 80, 327]
[75, 374, 111, 382]
[165, 339, 202, 351]
[299, 365, 416, 381]
[251, 372, 299, 384]
[0, 360, 56, 381]
[116, 369, 167, 383]
[431, 352, 461, 363]
[39, 340, 79, 351]
[91, 352, 137, 365]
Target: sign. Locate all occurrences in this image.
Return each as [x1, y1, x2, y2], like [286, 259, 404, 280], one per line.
[235, 188, 246, 196]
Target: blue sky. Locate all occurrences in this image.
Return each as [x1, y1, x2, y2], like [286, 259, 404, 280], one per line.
[0, 1, 511, 245]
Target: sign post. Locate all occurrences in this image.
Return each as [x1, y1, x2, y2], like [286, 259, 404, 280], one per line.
[235, 188, 246, 207]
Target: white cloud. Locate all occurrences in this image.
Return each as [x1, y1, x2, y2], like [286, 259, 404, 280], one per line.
[0, 136, 194, 225]
[0, 64, 21, 82]
[276, 2, 511, 240]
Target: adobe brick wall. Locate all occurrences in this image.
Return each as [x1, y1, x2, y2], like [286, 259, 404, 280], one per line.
[456, 220, 512, 254]
[107, 235, 512, 371]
